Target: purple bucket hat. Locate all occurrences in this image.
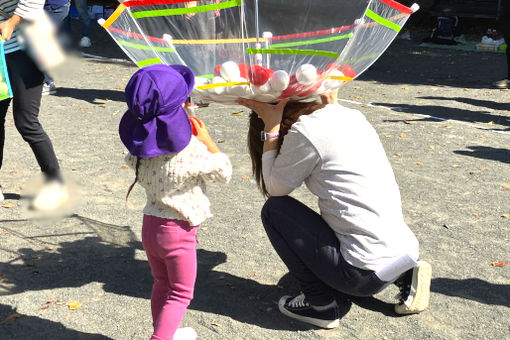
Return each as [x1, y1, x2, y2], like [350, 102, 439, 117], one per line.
[119, 64, 195, 158]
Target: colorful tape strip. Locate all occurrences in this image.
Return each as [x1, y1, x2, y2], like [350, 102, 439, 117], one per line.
[124, 0, 208, 7]
[246, 48, 339, 59]
[196, 81, 250, 90]
[131, 0, 241, 19]
[107, 27, 170, 43]
[322, 75, 353, 82]
[102, 3, 126, 28]
[378, 0, 413, 14]
[271, 33, 353, 49]
[118, 40, 176, 52]
[365, 9, 402, 32]
[137, 58, 163, 67]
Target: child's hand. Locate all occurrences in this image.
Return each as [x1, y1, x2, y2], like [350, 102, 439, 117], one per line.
[189, 116, 220, 153]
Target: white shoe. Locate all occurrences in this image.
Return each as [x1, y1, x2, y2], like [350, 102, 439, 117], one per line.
[79, 36, 91, 48]
[173, 327, 197, 340]
[394, 261, 432, 315]
[31, 181, 69, 212]
[0, 185, 4, 201]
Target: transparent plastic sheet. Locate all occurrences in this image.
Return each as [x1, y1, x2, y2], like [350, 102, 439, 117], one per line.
[100, 0, 418, 104]
[0, 41, 13, 101]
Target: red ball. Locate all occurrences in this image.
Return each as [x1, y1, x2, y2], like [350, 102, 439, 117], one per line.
[214, 64, 221, 77]
[339, 64, 356, 78]
[297, 71, 323, 97]
[238, 63, 250, 79]
[279, 75, 301, 98]
[325, 63, 342, 71]
[249, 65, 274, 86]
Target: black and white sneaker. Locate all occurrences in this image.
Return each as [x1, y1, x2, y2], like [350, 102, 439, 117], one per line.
[278, 293, 340, 329]
[394, 261, 432, 315]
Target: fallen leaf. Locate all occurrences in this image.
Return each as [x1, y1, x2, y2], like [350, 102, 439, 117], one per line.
[502, 185, 510, 190]
[394, 153, 401, 157]
[231, 111, 243, 116]
[403, 120, 411, 124]
[98, 104, 107, 108]
[501, 214, 510, 219]
[121, 165, 129, 169]
[480, 168, 487, 171]
[2, 312, 21, 324]
[67, 302, 83, 310]
[201, 227, 208, 231]
[429, 145, 435, 150]
[1, 204, 15, 208]
[473, 212, 479, 217]
[491, 261, 508, 267]
[0, 231, 8, 235]
[415, 161, 423, 166]
[452, 164, 460, 168]
[9, 170, 17, 174]
[385, 134, 392, 138]
[211, 322, 223, 327]
[241, 175, 250, 180]
[400, 133, 407, 138]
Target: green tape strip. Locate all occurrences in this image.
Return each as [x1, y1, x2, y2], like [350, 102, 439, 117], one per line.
[246, 48, 339, 59]
[132, 0, 241, 18]
[341, 52, 381, 65]
[118, 40, 176, 52]
[137, 58, 163, 67]
[197, 74, 215, 79]
[271, 33, 353, 49]
[365, 9, 401, 32]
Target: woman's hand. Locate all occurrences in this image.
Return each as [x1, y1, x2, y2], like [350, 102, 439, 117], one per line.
[237, 98, 289, 133]
[0, 15, 21, 41]
[189, 116, 220, 153]
[320, 89, 338, 105]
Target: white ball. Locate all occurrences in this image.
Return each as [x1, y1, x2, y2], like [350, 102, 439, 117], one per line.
[210, 76, 227, 95]
[269, 70, 290, 92]
[251, 81, 272, 95]
[220, 61, 240, 82]
[296, 64, 317, 85]
[227, 77, 252, 98]
[323, 69, 345, 90]
[253, 92, 281, 102]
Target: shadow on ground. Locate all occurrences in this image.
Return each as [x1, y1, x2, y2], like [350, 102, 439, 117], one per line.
[54, 88, 125, 104]
[0, 303, 112, 340]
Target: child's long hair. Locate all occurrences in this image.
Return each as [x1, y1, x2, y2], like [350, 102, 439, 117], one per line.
[125, 156, 141, 201]
[247, 101, 325, 197]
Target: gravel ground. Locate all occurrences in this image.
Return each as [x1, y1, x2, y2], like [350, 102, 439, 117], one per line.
[0, 21, 509, 340]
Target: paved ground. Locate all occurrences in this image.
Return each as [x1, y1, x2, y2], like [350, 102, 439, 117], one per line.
[0, 20, 509, 340]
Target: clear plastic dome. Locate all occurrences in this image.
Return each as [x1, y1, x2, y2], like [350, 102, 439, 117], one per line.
[101, 0, 418, 103]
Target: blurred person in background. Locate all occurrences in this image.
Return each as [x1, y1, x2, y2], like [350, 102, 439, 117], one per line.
[493, 0, 510, 88]
[64, 0, 91, 48]
[42, 0, 70, 95]
[0, 0, 69, 210]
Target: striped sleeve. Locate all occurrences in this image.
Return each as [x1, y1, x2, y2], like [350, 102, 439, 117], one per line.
[14, 0, 45, 21]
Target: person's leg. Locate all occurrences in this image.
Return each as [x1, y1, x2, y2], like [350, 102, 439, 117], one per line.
[6, 51, 62, 182]
[261, 196, 386, 305]
[74, 0, 91, 39]
[0, 98, 11, 201]
[43, 3, 71, 92]
[142, 215, 198, 340]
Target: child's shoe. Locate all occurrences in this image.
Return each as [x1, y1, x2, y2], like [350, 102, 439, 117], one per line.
[31, 181, 69, 212]
[394, 261, 432, 315]
[173, 327, 197, 340]
[278, 293, 340, 329]
[493, 78, 510, 89]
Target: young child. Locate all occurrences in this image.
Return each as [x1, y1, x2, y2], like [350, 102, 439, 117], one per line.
[119, 64, 232, 340]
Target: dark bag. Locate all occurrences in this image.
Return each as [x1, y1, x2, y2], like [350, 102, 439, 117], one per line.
[430, 16, 459, 44]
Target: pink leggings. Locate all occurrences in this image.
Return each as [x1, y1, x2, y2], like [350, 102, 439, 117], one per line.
[142, 215, 198, 340]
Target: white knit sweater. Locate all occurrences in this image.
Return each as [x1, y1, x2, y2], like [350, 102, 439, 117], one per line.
[126, 137, 232, 226]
